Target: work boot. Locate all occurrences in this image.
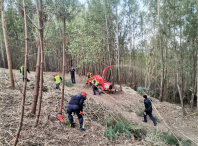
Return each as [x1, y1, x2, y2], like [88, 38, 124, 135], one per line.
[80, 128, 86, 131]
[142, 120, 147, 123]
[154, 123, 157, 126]
[70, 123, 75, 128]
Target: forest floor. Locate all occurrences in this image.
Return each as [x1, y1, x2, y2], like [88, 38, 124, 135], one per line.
[0, 68, 198, 146]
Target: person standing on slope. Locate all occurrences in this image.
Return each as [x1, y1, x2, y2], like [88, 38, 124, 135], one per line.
[53, 73, 62, 91]
[20, 65, 30, 82]
[92, 78, 100, 95]
[70, 67, 75, 84]
[67, 92, 87, 131]
[142, 95, 157, 126]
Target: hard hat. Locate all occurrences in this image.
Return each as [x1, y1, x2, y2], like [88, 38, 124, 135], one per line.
[53, 73, 58, 76]
[81, 91, 87, 100]
[87, 72, 90, 75]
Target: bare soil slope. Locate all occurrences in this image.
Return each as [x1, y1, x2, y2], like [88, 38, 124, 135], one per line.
[0, 68, 197, 146]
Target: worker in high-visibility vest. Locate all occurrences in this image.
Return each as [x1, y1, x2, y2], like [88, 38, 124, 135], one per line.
[54, 73, 62, 91]
[20, 65, 30, 82]
[92, 78, 100, 95]
[86, 72, 92, 85]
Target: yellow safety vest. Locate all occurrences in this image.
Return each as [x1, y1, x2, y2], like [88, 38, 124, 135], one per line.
[20, 67, 23, 74]
[55, 75, 61, 84]
[92, 79, 98, 86]
[87, 73, 92, 79]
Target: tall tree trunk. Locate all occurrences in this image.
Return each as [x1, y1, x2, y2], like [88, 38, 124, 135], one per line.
[35, 0, 44, 127]
[116, 3, 121, 91]
[197, 55, 198, 114]
[31, 44, 41, 114]
[158, 0, 164, 102]
[0, 0, 14, 87]
[1, 40, 6, 68]
[60, 17, 66, 114]
[190, 40, 196, 110]
[129, 13, 133, 88]
[13, 0, 28, 145]
[104, 7, 114, 84]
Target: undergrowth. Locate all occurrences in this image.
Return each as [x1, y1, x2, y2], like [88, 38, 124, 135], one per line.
[159, 132, 191, 146]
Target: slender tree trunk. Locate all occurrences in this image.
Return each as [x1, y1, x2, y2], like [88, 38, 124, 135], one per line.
[35, 0, 44, 127]
[197, 55, 198, 114]
[133, 24, 136, 90]
[166, 42, 169, 102]
[13, 0, 28, 145]
[190, 41, 196, 110]
[31, 44, 41, 114]
[104, 5, 113, 84]
[60, 17, 66, 114]
[129, 13, 133, 88]
[1, 40, 6, 68]
[0, 0, 14, 87]
[158, 0, 164, 102]
[116, 3, 121, 90]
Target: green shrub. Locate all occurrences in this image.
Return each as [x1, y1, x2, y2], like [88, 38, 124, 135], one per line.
[137, 86, 153, 95]
[104, 119, 131, 140]
[64, 80, 73, 87]
[104, 126, 116, 140]
[161, 132, 191, 146]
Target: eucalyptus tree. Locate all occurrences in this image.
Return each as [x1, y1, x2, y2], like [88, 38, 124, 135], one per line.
[14, 0, 29, 144]
[0, 0, 14, 87]
[55, 0, 79, 114]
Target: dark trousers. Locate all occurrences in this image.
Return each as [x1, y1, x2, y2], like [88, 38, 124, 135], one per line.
[93, 85, 100, 95]
[71, 75, 75, 83]
[143, 110, 156, 124]
[67, 104, 84, 128]
[22, 75, 30, 82]
[56, 83, 61, 90]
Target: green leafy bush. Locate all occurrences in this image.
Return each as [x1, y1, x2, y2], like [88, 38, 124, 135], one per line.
[104, 119, 131, 140]
[104, 126, 116, 140]
[137, 86, 153, 95]
[64, 80, 73, 87]
[162, 132, 191, 146]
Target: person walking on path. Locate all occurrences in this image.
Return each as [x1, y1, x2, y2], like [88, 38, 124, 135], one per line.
[20, 65, 30, 82]
[70, 67, 75, 83]
[142, 95, 157, 126]
[67, 92, 87, 131]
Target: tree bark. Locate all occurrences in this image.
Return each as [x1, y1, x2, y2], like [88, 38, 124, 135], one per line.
[158, 0, 164, 102]
[60, 17, 66, 114]
[35, 0, 44, 127]
[1, 40, 6, 68]
[197, 55, 198, 114]
[104, 2, 113, 84]
[0, 0, 14, 87]
[13, 0, 28, 145]
[129, 13, 133, 88]
[30, 44, 41, 114]
[190, 40, 196, 110]
[116, 3, 122, 91]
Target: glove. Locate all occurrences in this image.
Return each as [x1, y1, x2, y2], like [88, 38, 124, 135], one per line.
[79, 111, 83, 115]
[144, 112, 146, 115]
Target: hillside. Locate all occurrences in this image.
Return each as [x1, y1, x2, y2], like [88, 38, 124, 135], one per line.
[0, 68, 197, 146]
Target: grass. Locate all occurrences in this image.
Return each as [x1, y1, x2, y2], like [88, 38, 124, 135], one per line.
[136, 108, 144, 117]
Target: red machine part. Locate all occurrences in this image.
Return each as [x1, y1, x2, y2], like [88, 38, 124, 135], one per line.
[87, 66, 116, 92]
